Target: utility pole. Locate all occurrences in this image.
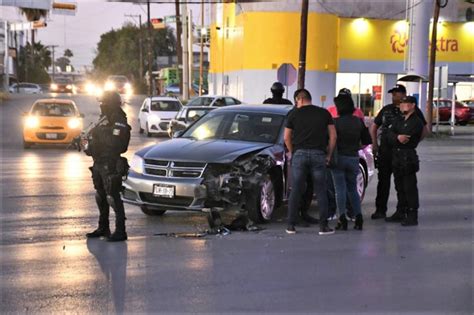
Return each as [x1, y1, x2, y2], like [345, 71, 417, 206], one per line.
[125, 14, 143, 80]
[175, 0, 183, 95]
[48, 45, 59, 81]
[297, 0, 309, 89]
[199, 1, 204, 96]
[146, 0, 153, 96]
[182, 2, 189, 100]
[427, 0, 445, 134]
[188, 9, 193, 95]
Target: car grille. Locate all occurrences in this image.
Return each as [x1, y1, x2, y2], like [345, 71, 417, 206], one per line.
[139, 193, 193, 207]
[40, 126, 64, 130]
[143, 159, 206, 178]
[36, 132, 67, 140]
[159, 122, 169, 130]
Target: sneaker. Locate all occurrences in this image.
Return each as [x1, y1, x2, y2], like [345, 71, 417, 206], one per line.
[385, 210, 405, 223]
[327, 214, 338, 221]
[346, 213, 356, 222]
[286, 225, 296, 234]
[319, 225, 335, 235]
[371, 211, 386, 220]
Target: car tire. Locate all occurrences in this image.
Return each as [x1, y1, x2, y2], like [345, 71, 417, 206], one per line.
[140, 206, 166, 216]
[145, 123, 152, 137]
[246, 174, 276, 223]
[23, 141, 33, 149]
[357, 163, 368, 201]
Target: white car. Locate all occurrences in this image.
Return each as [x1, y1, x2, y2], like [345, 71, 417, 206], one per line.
[138, 96, 183, 136]
[9, 83, 43, 94]
[186, 95, 242, 107]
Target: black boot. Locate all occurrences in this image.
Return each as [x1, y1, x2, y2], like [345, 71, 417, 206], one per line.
[335, 214, 348, 231]
[86, 225, 110, 238]
[106, 195, 128, 242]
[370, 210, 386, 220]
[354, 214, 364, 230]
[385, 209, 406, 223]
[401, 208, 418, 226]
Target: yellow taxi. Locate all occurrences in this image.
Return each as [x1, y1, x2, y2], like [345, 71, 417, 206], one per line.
[22, 98, 83, 148]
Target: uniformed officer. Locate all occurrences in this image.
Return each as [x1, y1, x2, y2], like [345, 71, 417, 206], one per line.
[369, 84, 426, 221]
[263, 82, 293, 105]
[388, 96, 423, 226]
[84, 91, 131, 242]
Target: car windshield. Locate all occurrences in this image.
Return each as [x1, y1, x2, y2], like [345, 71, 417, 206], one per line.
[32, 103, 76, 117]
[55, 78, 71, 84]
[187, 97, 214, 106]
[150, 100, 181, 111]
[186, 108, 213, 122]
[182, 111, 284, 143]
[463, 100, 474, 107]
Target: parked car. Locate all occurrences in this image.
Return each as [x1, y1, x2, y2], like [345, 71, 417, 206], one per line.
[9, 83, 43, 94]
[433, 99, 471, 126]
[123, 105, 374, 222]
[50, 78, 74, 93]
[104, 75, 132, 95]
[22, 98, 83, 149]
[138, 96, 183, 136]
[461, 98, 474, 122]
[167, 105, 216, 137]
[186, 95, 242, 107]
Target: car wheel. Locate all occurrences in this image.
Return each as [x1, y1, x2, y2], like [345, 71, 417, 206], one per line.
[145, 123, 152, 137]
[23, 141, 33, 149]
[357, 163, 367, 201]
[138, 120, 144, 134]
[140, 206, 166, 216]
[246, 174, 275, 223]
[459, 121, 468, 126]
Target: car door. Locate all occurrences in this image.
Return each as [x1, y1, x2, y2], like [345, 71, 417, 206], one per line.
[438, 101, 449, 122]
[138, 99, 149, 129]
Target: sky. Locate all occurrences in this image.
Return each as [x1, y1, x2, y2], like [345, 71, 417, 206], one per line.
[1, 0, 208, 69]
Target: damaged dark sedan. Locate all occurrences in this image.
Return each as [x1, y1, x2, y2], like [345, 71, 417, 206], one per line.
[122, 105, 374, 223]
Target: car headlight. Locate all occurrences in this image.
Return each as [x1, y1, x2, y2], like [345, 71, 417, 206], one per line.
[105, 81, 115, 91]
[86, 83, 95, 94]
[66, 84, 72, 89]
[50, 83, 58, 90]
[25, 116, 39, 129]
[68, 118, 81, 129]
[130, 155, 144, 174]
[124, 82, 131, 89]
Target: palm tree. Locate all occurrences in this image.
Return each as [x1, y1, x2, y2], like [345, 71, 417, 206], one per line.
[19, 8, 48, 44]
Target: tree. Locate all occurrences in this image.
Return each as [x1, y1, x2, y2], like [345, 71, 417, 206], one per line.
[18, 42, 52, 83]
[56, 49, 74, 72]
[93, 23, 176, 87]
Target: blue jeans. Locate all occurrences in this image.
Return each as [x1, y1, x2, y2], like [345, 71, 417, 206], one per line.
[330, 155, 361, 217]
[288, 149, 328, 227]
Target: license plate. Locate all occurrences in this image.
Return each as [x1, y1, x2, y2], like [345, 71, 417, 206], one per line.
[45, 133, 57, 139]
[153, 184, 175, 198]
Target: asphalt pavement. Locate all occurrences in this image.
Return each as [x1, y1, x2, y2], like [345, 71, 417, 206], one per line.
[1, 94, 472, 314]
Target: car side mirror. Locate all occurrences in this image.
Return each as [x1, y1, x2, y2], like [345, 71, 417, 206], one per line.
[173, 130, 185, 138]
[142, 108, 149, 112]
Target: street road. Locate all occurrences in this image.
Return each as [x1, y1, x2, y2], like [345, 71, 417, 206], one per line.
[1, 94, 472, 314]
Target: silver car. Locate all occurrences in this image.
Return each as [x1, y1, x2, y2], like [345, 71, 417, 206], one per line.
[123, 105, 374, 222]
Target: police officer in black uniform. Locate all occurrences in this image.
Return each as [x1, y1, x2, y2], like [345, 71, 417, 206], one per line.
[84, 91, 131, 242]
[370, 84, 426, 221]
[388, 96, 423, 226]
[263, 82, 293, 105]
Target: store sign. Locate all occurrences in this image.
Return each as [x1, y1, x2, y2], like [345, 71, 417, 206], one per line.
[372, 85, 382, 100]
[390, 29, 459, 54]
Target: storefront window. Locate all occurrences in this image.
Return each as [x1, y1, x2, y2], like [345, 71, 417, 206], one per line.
[336, 73, 382, 116]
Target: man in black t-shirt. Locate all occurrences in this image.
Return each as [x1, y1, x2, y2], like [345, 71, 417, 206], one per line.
[284, 89, 337, 235]
[370, 84, 427, 222]
[263, 82, 293, 105]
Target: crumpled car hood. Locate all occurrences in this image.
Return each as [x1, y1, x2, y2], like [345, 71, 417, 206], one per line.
[141, 138, 272, 163]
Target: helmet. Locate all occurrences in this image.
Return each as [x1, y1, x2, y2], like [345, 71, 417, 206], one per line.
[100, 91, 122, 108]
[270, 82, 285, 94]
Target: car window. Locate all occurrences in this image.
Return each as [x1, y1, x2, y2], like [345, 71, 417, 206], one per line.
[224, 97, 236, 105]
[182, 111, 284, 143]
[186, 109, 213, 122]
[32, 103, 76, 117]
[187, 97, 214, 106]
[214, 98, 226, 107]
[150, 100, 181, 111]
